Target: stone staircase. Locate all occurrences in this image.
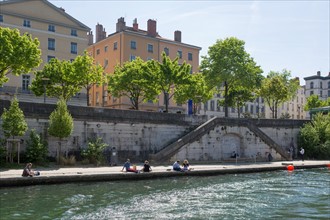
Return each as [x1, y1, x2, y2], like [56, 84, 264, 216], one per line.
[150, 117, 290, 163]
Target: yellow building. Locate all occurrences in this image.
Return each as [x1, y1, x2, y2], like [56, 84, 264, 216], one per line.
[0, 0, 91, 104]
[88, 17, 201, 113]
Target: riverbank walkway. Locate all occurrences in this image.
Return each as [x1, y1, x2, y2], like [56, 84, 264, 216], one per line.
[1, 160, 329, 187]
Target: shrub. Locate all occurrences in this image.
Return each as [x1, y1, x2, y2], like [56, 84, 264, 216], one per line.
[59, 155, 76, 166]
[25, 129, 48, 164]
[82, 138, 108, 165]
[298, 113, 330, 159]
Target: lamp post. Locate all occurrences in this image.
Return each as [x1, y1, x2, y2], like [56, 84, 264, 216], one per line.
[41, 77, 50, 103]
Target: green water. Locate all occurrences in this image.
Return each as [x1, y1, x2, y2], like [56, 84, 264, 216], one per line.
[0, 168, 329, 220]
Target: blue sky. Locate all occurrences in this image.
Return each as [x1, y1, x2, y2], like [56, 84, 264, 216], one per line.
[50, 0, 329, 85]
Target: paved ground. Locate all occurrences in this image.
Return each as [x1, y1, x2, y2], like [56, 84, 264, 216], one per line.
[1, 160, 329, 187]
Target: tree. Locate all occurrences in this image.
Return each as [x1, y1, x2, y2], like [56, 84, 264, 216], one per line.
[71, 51, 105, 106]
[48, 98, 73, 163]
[0, 27, 41, 86]
[298, 113, 330, 159]
[153, 52, 192, 112]
[31, 51, 104, 104]
[25, 129, 48, 164]
[224, 87, 255, 118]
[259, 70, 300, 119]
[200, 37, 263, 117]
[108, 57, 159, 110]
[1, 96, 28, 139]
[175, 73, 213, 114]
[304, 94, 327, 111]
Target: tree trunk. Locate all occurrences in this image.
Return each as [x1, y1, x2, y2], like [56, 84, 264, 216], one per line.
[224, 81, 229, 117]
[87, 87, 90, 106]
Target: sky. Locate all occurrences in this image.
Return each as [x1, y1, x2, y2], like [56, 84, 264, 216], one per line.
[50, 0, 330, 85]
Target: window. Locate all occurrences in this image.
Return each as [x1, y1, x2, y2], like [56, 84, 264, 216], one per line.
[204, 102, 208, 111]
[0, 15, 3, 22]
[164, 47, 169, 56]
[310, 91, 314, 96]
[104, 59, 108, 68]
[48, 25, 55, 32]
[320, 90, 323, 97]
[177, 50, 182, 59]
[328, 90, 330, 97]
[22, 75, 30, 92]
[147, 57, 152, 61]
[328, 81, 330, 88]
[48, 38, 55, 50]
[71, 42, 77, 54]
[210, 100, 215, 111]
[71, 29, 77, 36]
[310, 81, 314, 89]
[130, 54, 136, 61]
[104, 46, 108, 52]
[23, 19, 31, 27]
[113, 42, 118, 50]
[250, 105, 254, 114]
[96, 49, 100, 55]
[130, 41, 136, 49]
[188, 52, 193, 61]
[96, 92, 100, 105]
[320, 82, 323, 89]
[47, 56, 55, 62]
[147, 44, 153, 53]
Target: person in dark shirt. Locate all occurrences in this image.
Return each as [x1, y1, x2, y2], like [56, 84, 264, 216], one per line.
[141, 160, 152, 172]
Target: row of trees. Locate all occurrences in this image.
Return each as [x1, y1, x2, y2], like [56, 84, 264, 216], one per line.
[0, 27, 307, 118]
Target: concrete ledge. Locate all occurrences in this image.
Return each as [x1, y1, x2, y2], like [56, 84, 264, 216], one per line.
[1, 161, 328, 187]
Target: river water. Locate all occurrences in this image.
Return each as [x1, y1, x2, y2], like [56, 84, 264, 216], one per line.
[0, 168, 329, 220]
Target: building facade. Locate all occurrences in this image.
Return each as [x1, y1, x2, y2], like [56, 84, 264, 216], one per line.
[87, 17, 201, 112]
[304, 71, 330, 101]
[0, 0, 91, 105]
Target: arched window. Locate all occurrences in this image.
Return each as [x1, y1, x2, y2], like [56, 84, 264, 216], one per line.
[310, 81, 314, 89]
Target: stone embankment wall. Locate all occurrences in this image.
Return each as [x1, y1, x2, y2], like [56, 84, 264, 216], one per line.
[0, 100, 309, 163]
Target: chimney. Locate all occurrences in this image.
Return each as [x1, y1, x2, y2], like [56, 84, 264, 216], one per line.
[147, 19, 157, 37]
[59, 7, 65, 12]
[317, 71, 321, 76]
[116, 17, 126, 32]
[95, 23, 106, 43]
[133, 18, 138, 31]
[88, 31, 94, 45]
[174, 30, 181, 42]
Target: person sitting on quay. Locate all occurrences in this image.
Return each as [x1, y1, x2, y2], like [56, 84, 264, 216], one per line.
[22, 163, 40, 177]
[173, 160, 183, 172]
[230, 151, 237, 158]
[121, 159, 138, 173]
[182, 159, 192, 171]
[140, 160, 152, 172]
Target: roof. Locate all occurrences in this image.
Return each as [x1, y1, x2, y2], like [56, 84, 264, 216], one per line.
[0, 0, 90, 31]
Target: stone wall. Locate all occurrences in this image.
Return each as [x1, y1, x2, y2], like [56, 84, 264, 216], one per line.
[0, 100, 309, 163]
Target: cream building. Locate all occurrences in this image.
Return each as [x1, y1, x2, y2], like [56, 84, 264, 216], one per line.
[0, 0, 91, 105]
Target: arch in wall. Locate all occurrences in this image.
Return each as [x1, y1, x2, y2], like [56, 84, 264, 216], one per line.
[219, 132, 244, 159]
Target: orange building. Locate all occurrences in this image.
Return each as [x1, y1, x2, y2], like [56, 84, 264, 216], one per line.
[87, 17, 201, 113]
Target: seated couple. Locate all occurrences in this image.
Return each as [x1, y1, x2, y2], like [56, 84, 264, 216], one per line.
[173, 159, 191, 172]
[121, 159, 152, 173]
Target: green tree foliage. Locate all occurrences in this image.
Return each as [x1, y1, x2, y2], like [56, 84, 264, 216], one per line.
[223, 87, 255, 118]
[1, 96, 28, 139]
[108, 57, 159, 110]
[48, 98, 73, 162]
[175, 73, 213, 114]
[298, 113, 330, 159]
[153, 52, 192, 112]
[304, 94, 328, 111]
[200, 37, 263, 117]
[31, 51, 104, 104]
[259, 69, 299, 119]
[25, 129, 48, 164]
[71, 51, 105, 106]
[0, 27, 41, 86]
[82, 138, 108, 165]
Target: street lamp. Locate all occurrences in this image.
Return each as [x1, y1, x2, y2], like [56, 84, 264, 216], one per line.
[41, 77, 50, 103]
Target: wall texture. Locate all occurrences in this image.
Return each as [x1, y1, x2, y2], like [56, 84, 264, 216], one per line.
[0, 100, 309, 163]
